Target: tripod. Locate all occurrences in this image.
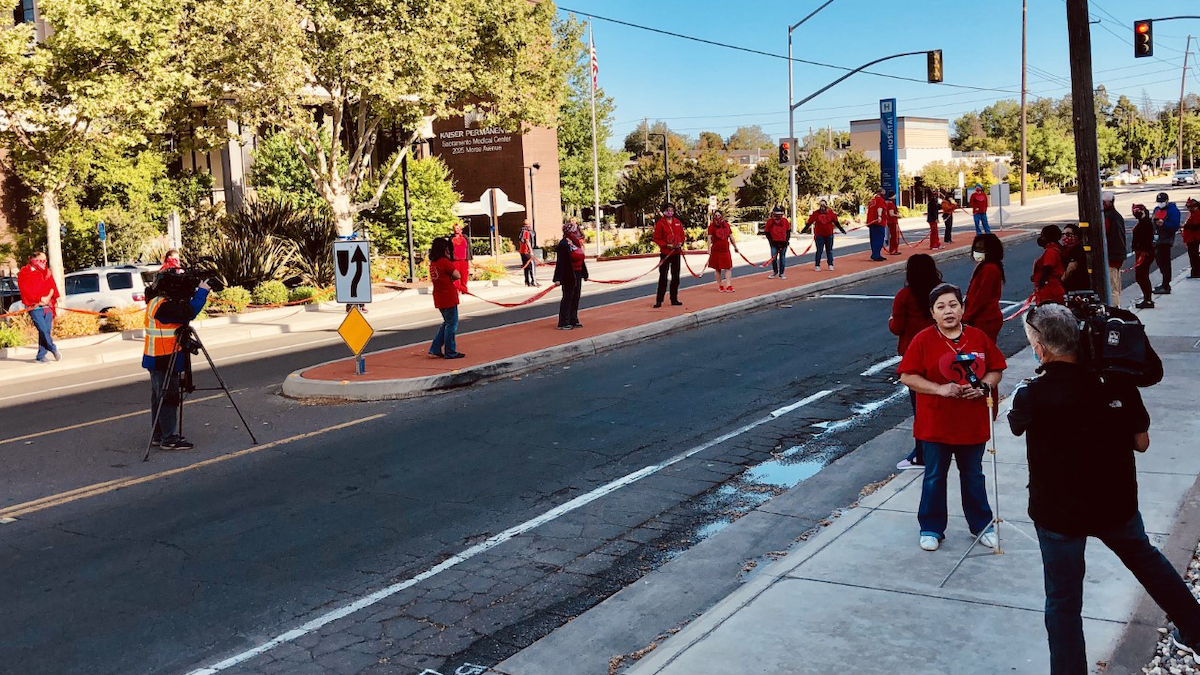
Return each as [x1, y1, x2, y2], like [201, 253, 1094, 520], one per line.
[143, 324, 258, 461]
[939, 394, 1038, 588]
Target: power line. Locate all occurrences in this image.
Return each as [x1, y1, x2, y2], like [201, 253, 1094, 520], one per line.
[557, 6, 1024, 96]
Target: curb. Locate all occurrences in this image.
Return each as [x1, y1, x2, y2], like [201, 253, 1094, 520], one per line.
[282, 229, 1038, 401]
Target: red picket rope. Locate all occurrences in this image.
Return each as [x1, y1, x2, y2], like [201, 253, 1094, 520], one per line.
[0, 306, 34, 320]
[681, 251, 708, 279]
[462, 283, 560, 308]
[1003, 295, 1035, 322]
[731, 243, 772, 268]
[586, 250, 676, 285]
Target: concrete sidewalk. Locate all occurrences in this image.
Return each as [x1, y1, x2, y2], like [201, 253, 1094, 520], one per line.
[608, 263, 1200, 675]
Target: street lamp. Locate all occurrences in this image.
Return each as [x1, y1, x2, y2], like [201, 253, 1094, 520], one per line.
[647, 133, 670, 205]
[523, 163, 540, 245]
[788, 0, 839, 230]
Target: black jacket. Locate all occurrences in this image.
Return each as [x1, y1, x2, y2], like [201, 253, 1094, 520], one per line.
[1131, 215, 1155, 254]
[1103, 206, 1128, 268]
[1008, 361, 1149, 535]
[552, 238, 588, 284]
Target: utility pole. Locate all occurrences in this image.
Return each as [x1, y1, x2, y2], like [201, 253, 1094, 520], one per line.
[1178, 35, 1193, 171]
[787, 1, 837, 234]
[1065, 0, 1110, 304]
[1020, 0, 1028, 206]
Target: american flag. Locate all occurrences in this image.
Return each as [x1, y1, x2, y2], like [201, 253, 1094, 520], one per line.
[589, 33, 598, 90]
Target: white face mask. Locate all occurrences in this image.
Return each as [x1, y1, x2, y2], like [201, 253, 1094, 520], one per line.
[972, 251, 986, 262]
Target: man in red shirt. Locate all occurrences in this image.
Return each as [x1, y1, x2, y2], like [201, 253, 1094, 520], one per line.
[763, 206, 791, 279]
[802, 200, 846, 271]
[16, 251, 61, 362]
[899, 282, 1006, 552]
[866, 189, 888, 261]
[652, 203, 686, 307]
[970, 184, 991, 234]
[885, 191, 902, 255]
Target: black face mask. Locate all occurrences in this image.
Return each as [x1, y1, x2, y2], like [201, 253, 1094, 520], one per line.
[1037, 236, 1046, 248]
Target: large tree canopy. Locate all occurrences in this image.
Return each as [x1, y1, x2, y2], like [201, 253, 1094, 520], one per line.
[185, 0, 566, 236]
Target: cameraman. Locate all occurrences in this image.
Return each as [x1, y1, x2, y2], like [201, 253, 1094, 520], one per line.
[144, 270, 210, 450]
[1008, 304, 1200, 673]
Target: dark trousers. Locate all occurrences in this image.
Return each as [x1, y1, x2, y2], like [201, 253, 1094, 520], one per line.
[769, 242, 788, 274]
[29, 306, 57, 361]
[1135, 253, 1154, 300]
[520, 253, 536, 285]
[149, 368, 182, 443]
[656, 252, 681, 304]
[813, 235, 834, 266]
[905, 389, 923, 465]
[868, 224, 886, 259]
[1187, 239, 1200, 278]
[1036, 512, 1200, 675]
[918, 442, 992, 538]
[942, 213, 953, 243]
[1155, 242, 1174, 289]
[558, 278, 581, 326]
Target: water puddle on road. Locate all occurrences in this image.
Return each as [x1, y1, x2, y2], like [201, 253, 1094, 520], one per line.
[742, 457, 823, 488]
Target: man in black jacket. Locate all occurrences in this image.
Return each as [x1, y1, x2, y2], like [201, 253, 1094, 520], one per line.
[1009, 303, 1200, 674]
[1102, 192, 1128, 305]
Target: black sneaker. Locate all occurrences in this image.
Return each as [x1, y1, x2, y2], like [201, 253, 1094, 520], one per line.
[572, 323, 583, 328]
[1171, 628, 1200, 658]
[670, 300, 684, 306]
[445, 352, 466, 359]
[161, 438, 194, 451]
[1135, 299, 1156, 309]
[1153, 286, 1172, 295]
[653, 303, 663, 308]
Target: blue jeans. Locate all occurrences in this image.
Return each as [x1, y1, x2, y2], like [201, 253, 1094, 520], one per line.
[973, 213, 991, 234]
[30, 307, 57, 361]
[867, 224, 886, 259]
[1036, 513, 1200, 675]
[149, 368, 181, 443]
[813, 235, 834, 266]
[918, 441, 993, 538]
[430, 306, 458, 356]
[905, 389, 923, 465]
[769, 242, 787, 274]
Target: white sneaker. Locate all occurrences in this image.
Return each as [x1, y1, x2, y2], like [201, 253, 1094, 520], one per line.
[920, 536, 940, 551]
[895, 459, 923, 470]
[779, 274, 787, 279]
[814, 265, 821, 271]
[828, 264, 834, 271]
[978, 531, 998, 549]
[768, 273, 777, 279]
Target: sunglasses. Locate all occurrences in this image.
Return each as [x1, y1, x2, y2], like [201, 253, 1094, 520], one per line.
[1024, 305, 1043, 336]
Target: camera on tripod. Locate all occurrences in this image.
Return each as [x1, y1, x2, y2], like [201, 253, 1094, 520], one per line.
[149, 265, 223, 302]
[1064, 290, 1161, 387]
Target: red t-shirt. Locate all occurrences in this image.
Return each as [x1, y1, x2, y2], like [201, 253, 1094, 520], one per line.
[430, 258, 460, 309]
[764, 216, 791, 243]
[866, 196, 887, 225]
[970, 192, 989, 214]
[898, 325, 1007, 445]
[519, 229, 532, 255]
[17, 263, 59, 310]
[707, 222, 732, 252]
[570, 244, 585, 272]
[653, 217, 686, 253]
[888, 287, 934, 356]
[885, 200, 899, 226]
[806, 210, 841, 237]
[1032, 243, 1066, 305]
[1182, 208, 1200, 245]
[963, 262, 1004, 330]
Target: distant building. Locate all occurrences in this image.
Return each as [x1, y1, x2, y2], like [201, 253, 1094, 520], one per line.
[850, 117, 954, 174]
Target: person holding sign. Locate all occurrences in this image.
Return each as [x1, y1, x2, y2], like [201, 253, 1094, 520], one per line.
[428, 237, 465, 359]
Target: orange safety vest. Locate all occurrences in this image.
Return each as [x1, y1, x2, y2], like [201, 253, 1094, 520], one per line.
[144, 297, 179, 357]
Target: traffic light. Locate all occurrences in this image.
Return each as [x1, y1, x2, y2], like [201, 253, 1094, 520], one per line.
[927, 50, 943, 83]
[779, 140, 794, 166]
[1134, 20, 1153, 58]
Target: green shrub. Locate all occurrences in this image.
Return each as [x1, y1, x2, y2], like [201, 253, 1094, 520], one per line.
[470, 258, 507, 281]
[0, 324, 29, 348]
[288, 285, 319, 304]
[251, 280, 289, 306]
[214, 286, 251, 313]
[685, 226, 705, 242]
[211, 201, 299, 288]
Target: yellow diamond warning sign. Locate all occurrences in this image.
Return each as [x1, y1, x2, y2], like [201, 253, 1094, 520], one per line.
[337, 306, 374, 356]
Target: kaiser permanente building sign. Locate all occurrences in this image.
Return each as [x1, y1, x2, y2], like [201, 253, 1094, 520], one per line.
[436, 126, 517, 156]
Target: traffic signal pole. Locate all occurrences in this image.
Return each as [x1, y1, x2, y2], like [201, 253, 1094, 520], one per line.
[1065, 0, 1110, 304]
[786, 0, 837, 233]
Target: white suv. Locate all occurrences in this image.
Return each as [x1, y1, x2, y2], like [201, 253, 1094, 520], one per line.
[1173, 169, 1198, 186]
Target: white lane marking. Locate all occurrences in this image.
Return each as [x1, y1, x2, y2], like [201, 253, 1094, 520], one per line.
[1002, 302, 1028, 317]
[860, 356, 902, 377]
[185, 389, 836, 675]
[790, 386, 909, 453]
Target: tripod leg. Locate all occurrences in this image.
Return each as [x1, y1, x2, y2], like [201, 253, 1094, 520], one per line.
[191, 330, 258, 445]
[143, 349, 181, 462]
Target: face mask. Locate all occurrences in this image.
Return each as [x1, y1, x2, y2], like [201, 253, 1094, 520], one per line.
[30, 259, 47, 271]
[1034, 349, 1041, 365]
[1062, 235, 1078, 247]
[972, 251, 985, 262]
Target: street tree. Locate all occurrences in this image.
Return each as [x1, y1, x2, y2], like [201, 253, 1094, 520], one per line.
[837, 150, 881, 213]
[0, 0, 183, 287]
[615, 149, 737, 225]
[741, 160, 788, 208]
[185, 0, 564, 237]
[623, 120, 689, 157]
[1027, 117, 1077, 187]
[554, 15, 627, 217]
[725, 125, 774, 151]
[695, 131, 725, 151]
[919, 160, 959, 192]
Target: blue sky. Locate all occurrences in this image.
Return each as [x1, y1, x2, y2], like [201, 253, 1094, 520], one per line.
[556, 0, 1200, 147]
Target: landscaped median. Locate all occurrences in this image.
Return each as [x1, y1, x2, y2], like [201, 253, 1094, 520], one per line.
[282, 229, 1038, 402]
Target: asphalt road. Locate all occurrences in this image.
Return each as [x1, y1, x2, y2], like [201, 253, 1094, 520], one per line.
[0, 208, 1184, 675]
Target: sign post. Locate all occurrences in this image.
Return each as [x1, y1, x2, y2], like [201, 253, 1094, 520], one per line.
[879, 99, 899, 199]
[333, 239, 373, 374]
[97, 221, 108, 267]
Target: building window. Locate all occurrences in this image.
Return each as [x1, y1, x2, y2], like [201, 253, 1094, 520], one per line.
[13, 0, 36, 25]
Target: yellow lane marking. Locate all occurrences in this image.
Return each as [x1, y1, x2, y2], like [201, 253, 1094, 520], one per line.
[0, 414, 387, 521]
[0, 391, 241, 448]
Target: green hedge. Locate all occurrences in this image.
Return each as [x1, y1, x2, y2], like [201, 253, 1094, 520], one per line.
[251, 280, 289, 306]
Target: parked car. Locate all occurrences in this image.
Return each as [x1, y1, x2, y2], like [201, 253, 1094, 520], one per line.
[11, 264, 158, 314]
[1173, 169, 1198, 186]
[1, 276, 21, 311]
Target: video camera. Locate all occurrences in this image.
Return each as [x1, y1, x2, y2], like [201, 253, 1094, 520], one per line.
[1064, 291, 1162, 387]
[148, 260, 224, 301]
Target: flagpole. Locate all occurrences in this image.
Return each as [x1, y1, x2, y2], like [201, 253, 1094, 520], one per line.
[589, 23, 602, 258]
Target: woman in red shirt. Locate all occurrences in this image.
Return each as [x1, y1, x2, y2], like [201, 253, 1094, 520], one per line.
[802, 200, 847, 271]
[963, 233, 1006, 343]
[899, 283, 1006, 552]
[707, 210, 734, 292]
[450, 223, 471, 291]
[16, 251, 61, 362]
[517, 220, 538, 287]
[552, 221, 588, 329]
[890, 254, 942, 470]
[428, 237, 465, 359]
[1032, 225, 1067, 305]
